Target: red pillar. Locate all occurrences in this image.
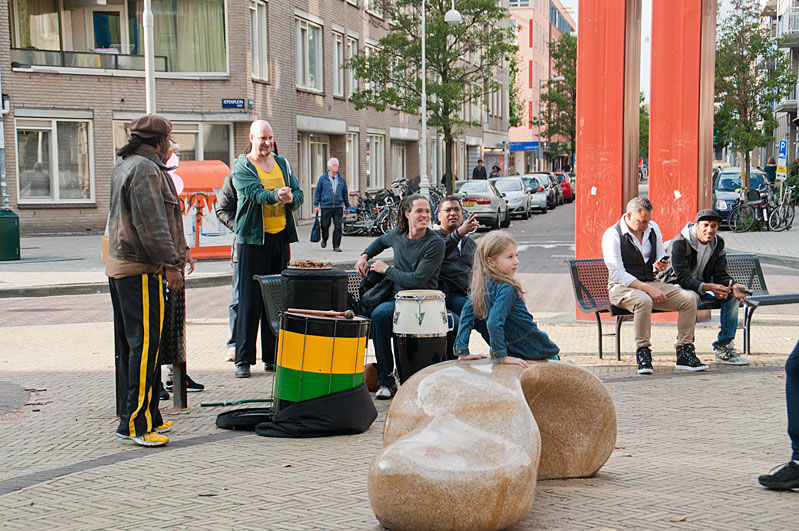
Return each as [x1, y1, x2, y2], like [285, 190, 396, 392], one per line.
[649, 0, 716, 240]
[575, 0, 641, 261]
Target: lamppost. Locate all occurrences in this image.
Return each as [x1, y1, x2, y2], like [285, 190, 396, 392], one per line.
[537, 76, 565, 171]
[143, 0, 156, 113]
[420, 1, 461, 198]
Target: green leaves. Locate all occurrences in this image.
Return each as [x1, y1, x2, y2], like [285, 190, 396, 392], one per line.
[538, 33, 577, 160]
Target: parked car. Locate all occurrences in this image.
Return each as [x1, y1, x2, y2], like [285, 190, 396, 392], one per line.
[521, 174, 549, 213]
[490, 177, 531, 219]
[454, 179, 510, 229]
[547, 173, 564, 205]
[526, 172, 559, 209]
[554, 172, 574, 202]
[713, 167, 770, 224]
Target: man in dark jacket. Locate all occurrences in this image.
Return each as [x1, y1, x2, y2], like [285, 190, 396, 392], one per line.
[107, 114, 191, 447]
[472, 159, 487, 180]
[313, 157, 350, 251]
[214, 174, 238, 362]
[658, 209, 750, 365]
[231, 120, 303, 378]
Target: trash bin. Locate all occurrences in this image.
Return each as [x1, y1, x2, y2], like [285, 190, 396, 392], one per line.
[0, 209, 20, 261]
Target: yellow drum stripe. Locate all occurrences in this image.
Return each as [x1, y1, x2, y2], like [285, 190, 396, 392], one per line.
[277, 329, 366, 374]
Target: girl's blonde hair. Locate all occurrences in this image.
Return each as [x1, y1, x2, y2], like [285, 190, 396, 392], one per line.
[470, 231, 524, 319]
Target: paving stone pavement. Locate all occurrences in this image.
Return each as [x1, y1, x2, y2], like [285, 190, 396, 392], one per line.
[1, 314, 799, 529]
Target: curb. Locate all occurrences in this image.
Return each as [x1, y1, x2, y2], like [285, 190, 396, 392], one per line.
[0, 258, 390, 299]
[727, 248, 799, 270]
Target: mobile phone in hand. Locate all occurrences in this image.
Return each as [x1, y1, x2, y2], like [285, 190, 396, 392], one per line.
[660, 255, 670, 262]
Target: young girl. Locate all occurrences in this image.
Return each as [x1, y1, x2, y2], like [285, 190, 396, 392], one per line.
[455, 231, 560, 367]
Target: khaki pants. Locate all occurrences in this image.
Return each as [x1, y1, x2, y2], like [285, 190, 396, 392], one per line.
[608, 281, 697, 350]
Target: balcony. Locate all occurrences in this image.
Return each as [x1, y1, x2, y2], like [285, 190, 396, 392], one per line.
[11, 49, 168, 72]
[776, 88, 797, 113]
[778, 7, 799, 47]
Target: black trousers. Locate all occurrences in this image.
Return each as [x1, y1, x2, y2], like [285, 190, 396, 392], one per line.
[110, 273, 165, 437]
[320, 207, 343, 248]
[235, 231, 290, 366]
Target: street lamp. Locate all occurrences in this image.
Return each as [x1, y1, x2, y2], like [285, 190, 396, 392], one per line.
[537, 76, 565, 171]
[143, 0, 156, 113]
[420, 1, 461, 198]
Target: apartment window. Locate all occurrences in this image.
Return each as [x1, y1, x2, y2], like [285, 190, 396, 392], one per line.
[113, 122, 233, 167]
[334, 32, 345, 96]
[391, 142, 406, 182]
[347, 0, 359, 6]
[347, 37, 358, 98]
[366, 134, 385, 190]
[16, 118, 93, 203]
[364, 45, 378, 91]
[365, 0, 384, 18]
[11, 0, 61, 50]
[296, 17, 323, 91]
[347, 132, 359, 191]
[250, 1, 269, 81]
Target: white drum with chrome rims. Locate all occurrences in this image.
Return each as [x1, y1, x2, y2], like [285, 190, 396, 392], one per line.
[392, 290, 452, 337]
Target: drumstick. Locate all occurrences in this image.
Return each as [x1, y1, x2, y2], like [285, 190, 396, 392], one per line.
[288, 308, 355, 319]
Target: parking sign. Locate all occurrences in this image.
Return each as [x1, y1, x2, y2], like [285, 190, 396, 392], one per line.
[777, 140, 788, 181]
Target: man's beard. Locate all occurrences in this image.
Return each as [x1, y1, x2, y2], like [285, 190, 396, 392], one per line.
[258, 147, 271, 157]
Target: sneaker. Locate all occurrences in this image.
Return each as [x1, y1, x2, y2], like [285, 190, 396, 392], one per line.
[165, 376, 204, 392]
[159, 382, 170, 401]
[758, 461, 799, 490]
[714, 343, 750, 366]
[225, 346, 235, 362]
[264, 363, 275, 372]
[116, 431, 169, 447]
[636, 347, 654, 375]
[375, 385, 397, 400]
[153, 421, 173, 434]
[675, 344, 709, 372]
[235, 364, 251, 378]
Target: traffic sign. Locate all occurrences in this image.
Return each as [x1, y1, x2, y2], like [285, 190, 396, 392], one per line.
[777, 139, 788, 181]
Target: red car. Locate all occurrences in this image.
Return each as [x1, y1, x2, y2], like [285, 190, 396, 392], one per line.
[554, 172, 573, 202]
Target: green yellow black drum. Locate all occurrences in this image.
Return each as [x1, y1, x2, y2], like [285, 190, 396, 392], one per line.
[273, 312, 370, 410]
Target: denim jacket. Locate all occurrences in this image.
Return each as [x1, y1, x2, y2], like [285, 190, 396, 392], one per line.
[454, 279, 560, 361]
[313, 172, 351, 209]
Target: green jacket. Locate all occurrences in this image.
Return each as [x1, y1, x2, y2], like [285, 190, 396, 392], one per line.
[232, 153, 304, 244]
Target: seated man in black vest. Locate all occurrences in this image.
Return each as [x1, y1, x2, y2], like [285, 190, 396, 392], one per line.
[435, 197, 489, 356]
[601, 197, 703, 375]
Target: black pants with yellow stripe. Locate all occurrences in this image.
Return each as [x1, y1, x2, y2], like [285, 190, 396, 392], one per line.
[110, 273, 165, 437]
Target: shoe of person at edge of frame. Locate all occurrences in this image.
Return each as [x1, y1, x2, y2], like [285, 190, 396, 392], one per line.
[116, 431, 169, 447]
[166, 375, 205, 392]
[675, 344, 709, 371]
[159, 382, 170, 401]
[375, 385, 397, 400]
[714, 343, 750, 366]
[225, 346, 236, 362]
[235, 364, 251, 378]
[153, 421, 173, 434]
[636, 346, 654, 375]
[758, 461, 799, 490]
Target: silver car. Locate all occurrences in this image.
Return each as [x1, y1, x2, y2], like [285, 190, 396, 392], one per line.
[521, 175, 549, 213]
[490, 177, 532, 219]
[454, 180, 510, 229]
[525, 172, 559, 209]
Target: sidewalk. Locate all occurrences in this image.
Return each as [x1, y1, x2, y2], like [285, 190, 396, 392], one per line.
[722, 228, 799, 268]
[0, 224, 391, 298]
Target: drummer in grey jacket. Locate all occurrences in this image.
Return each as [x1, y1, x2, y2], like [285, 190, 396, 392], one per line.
[658, 209, 750, 365]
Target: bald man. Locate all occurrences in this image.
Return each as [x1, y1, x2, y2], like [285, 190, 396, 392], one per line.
[231, 121, 303, 378]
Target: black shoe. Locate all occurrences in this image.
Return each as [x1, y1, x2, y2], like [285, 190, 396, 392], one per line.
[235, 364, 251, 378]
[166, 375, 205, 392]
[675, 344, 708, 372]
[159, 382, 170, 401]
[636, 347, 653, 375]
[264, 363, 275, 372]
[758, 461, 799, 490]
[321, 241, 327, 248]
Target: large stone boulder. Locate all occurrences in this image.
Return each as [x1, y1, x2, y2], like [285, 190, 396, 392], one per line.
[369, 360, 541, 531]
[520, 361, 617, 480]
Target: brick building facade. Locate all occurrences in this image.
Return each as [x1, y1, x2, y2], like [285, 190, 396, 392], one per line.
[1, 0, 509, 234]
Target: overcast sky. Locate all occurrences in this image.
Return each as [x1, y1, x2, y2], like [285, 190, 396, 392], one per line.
[558, 0, 736, 102]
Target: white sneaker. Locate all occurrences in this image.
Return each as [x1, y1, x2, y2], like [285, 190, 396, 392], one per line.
[225, 346, 235, 362]
[714, 343, 749, 365]
[375, 385, 396, 400]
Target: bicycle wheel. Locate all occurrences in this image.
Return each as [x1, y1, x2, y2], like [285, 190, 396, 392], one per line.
[768, 204, 795, 232]
[729, 204, 755, 233]
[342, 211, 365, 236]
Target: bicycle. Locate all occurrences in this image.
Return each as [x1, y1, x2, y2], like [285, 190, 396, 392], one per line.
[728, 188, 756, 233]
[768, 185, 796, 232]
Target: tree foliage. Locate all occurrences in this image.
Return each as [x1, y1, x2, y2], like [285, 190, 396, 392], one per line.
[538, 32, 576, 161]
[639, 92, 649, 160]
[715, 0, 797, 189]
[508, 55, 523, 129]
[348, 0, 518, 192]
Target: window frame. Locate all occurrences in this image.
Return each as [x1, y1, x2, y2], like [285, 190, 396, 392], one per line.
[365, 0, 384, 19]
[366, 133, 385, 191]
[333, 31, 345, 97]
[15, 117, 95, 204]
[112, 121, 234, 168]
[347, 132, 360, 192]
[250, 0, 269, 82]
[296, 16, 324, 92]
[346, 36, 358, 99]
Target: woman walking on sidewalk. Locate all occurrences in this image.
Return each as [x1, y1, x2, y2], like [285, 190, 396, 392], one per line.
[314, 158, 350, 252]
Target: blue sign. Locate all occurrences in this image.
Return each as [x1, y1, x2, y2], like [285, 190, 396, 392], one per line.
[779, 139, 787, 160]
[509, 141, 540, 151]
[222, 98, 245, 109]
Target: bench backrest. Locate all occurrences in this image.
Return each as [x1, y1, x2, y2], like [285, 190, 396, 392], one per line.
[567, 253, 768, 313]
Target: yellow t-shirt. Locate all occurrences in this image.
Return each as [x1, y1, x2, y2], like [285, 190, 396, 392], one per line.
[256, 161, 287, 234]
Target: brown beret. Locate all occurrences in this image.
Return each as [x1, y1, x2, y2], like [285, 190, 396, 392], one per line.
[129, 114, 172, 139]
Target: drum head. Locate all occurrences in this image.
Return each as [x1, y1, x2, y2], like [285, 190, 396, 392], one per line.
[395, 289, 444, 300]
[287, 259, 332, 269]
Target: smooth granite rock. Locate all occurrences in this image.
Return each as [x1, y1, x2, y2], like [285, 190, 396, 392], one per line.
[369, 360, 541, 531]
[520, 361, 617, 480]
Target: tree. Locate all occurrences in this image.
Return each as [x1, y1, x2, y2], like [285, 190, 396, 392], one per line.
[508, 55, 524, 129]
[639, 92, 649, 161]
[715, 0, 797, 190]
[348, 0, 518, 193]
[538, 32, 576, 164]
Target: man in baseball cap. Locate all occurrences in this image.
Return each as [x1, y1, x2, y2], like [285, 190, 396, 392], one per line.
[658, 208, 751, 365]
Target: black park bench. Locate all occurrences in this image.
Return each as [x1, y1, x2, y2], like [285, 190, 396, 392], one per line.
[567, 254, 799, 360]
